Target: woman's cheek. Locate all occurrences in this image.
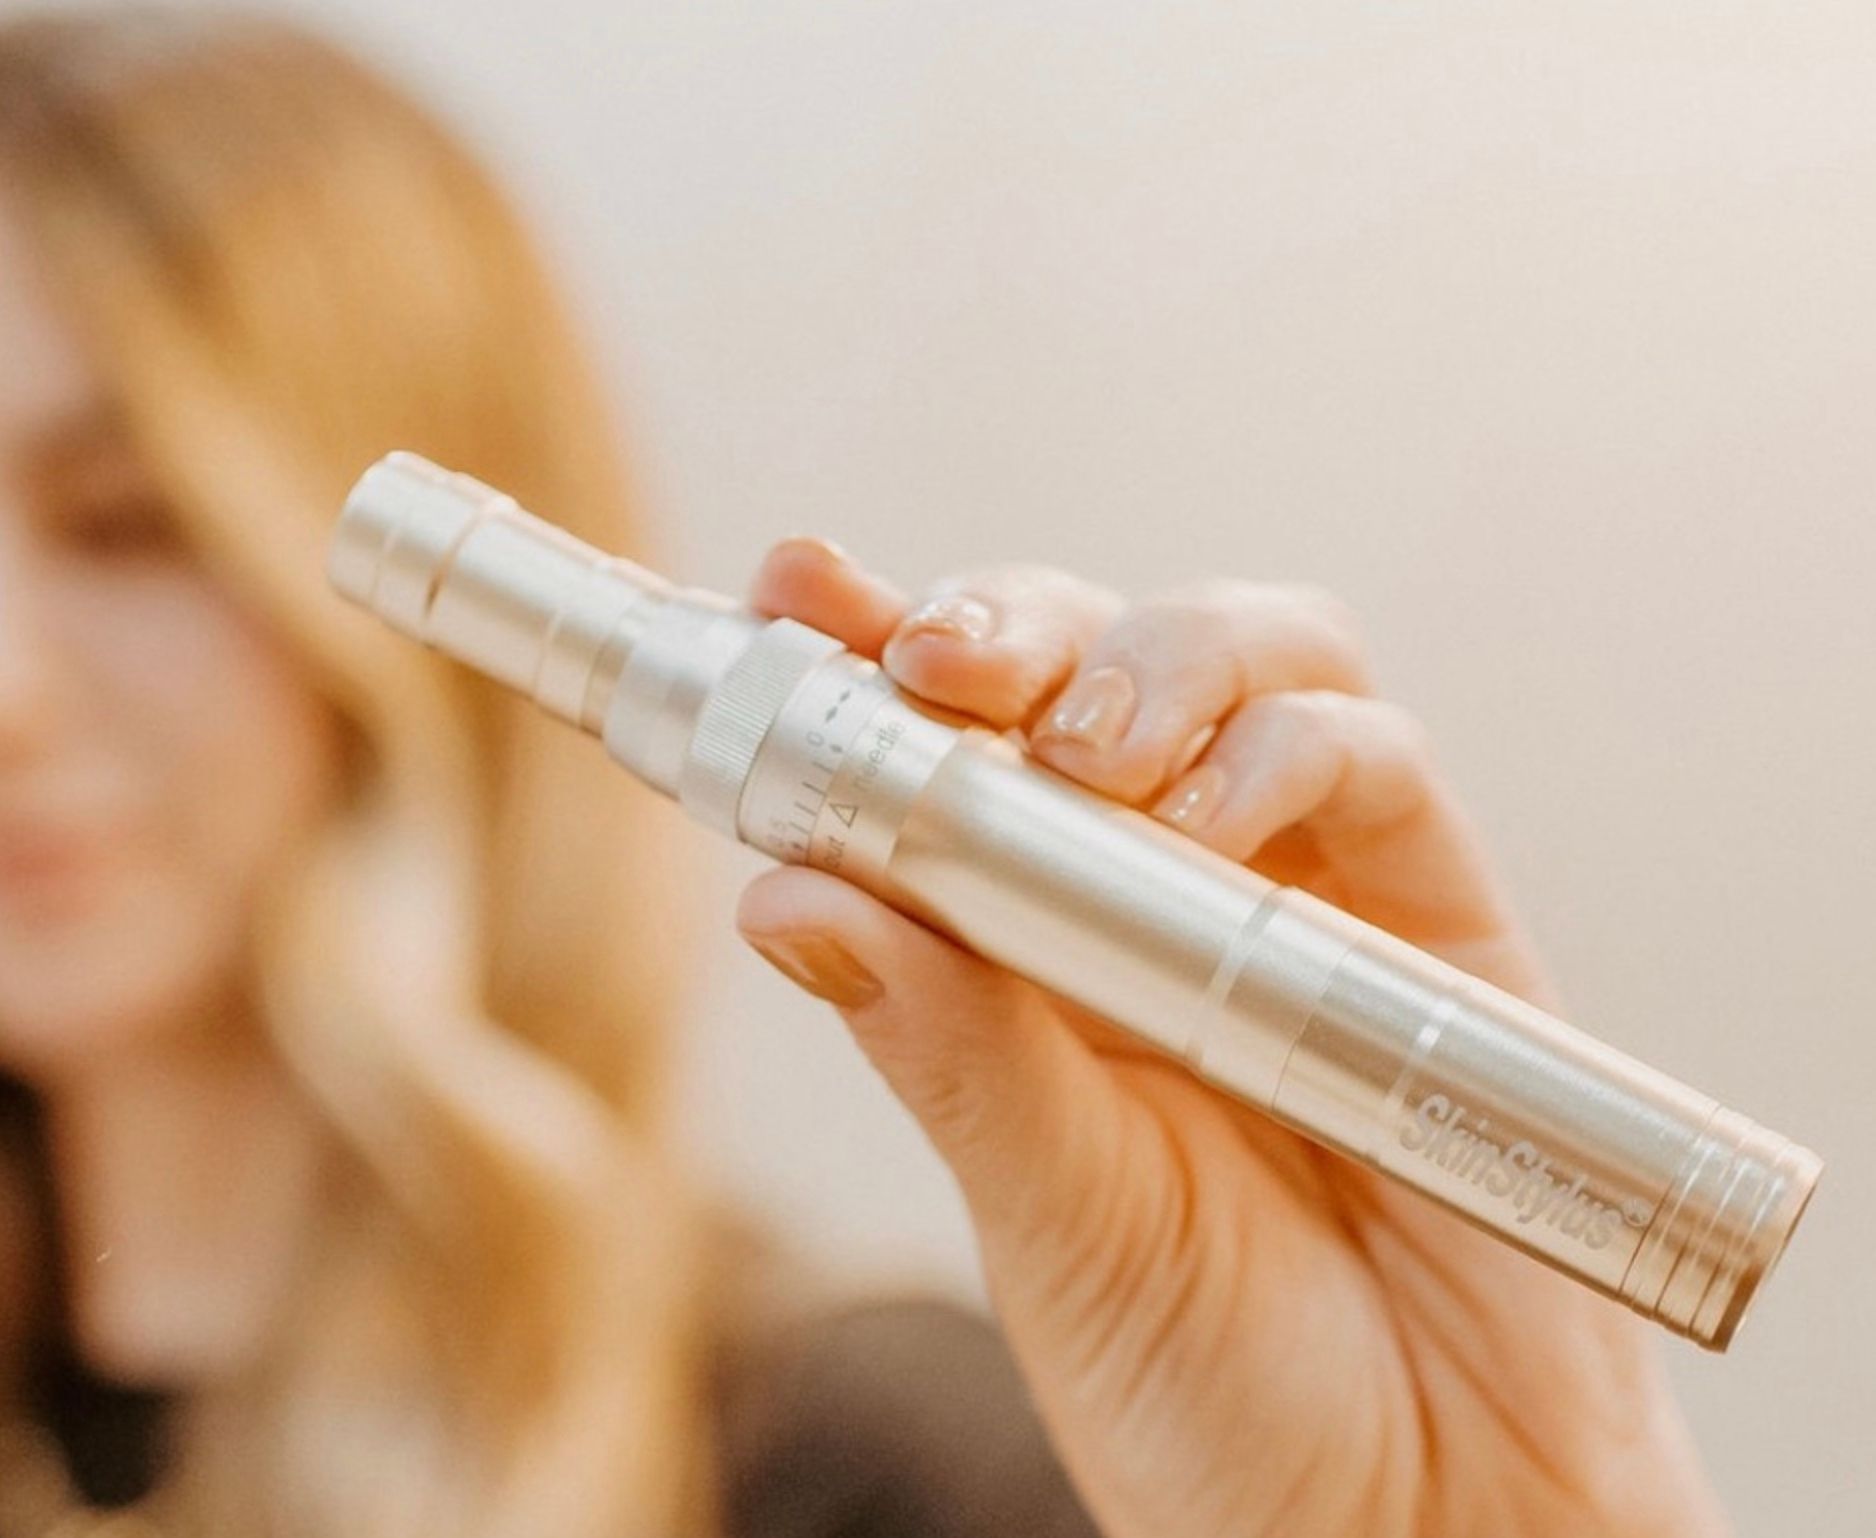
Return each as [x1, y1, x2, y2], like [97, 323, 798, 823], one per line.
[125, 567, 344, 946]
[2, 565, 341, 1064]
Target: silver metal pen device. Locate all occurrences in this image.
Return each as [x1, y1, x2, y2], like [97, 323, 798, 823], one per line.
[327, 450, 1820, 1350]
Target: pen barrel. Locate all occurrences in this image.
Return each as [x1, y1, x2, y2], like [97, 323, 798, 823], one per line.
[328, 451, 1823, 1350]
[722, 648, 1819, 1351]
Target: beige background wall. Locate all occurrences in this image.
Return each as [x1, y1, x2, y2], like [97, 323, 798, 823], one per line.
[53, 0, 1876, 1528]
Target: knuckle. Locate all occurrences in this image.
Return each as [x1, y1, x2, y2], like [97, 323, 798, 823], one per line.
[1143, 575, 1264, 614]
[1145, 575, 1350, 624]
[1277, 690, 1429, 755]
[1111, 586, 1240, 653]
[1342, 697, 1442, 812]
[1272, 577, 1341, 615]
[923, 561, 1072, 606]
[1258, 687, 1341, 732]
[1368, 697, 1435, 763]
[1136, 577, 1372, 671]
[1310, 583, 1363, 630]
[1261, 693, 1441, 819]
[1280, 580, 1369, 658]
[1228, 690, 1326, 758]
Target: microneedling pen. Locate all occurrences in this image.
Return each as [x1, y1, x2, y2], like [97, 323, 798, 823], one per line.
[327, 451, 1821, 1350]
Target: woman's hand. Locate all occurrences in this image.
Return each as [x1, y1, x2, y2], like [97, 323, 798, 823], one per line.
[732, 539, 1731, 1538]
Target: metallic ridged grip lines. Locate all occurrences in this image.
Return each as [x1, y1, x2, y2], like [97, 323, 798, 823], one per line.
[681, 620, 846, 836]
[327, 451, 1823, 1351]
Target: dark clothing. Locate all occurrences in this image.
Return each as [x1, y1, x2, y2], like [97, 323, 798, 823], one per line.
[28, 1294, 1102, 1538]
[709, 1294, 1101, 1538]
[26, 1331, 174, 1510]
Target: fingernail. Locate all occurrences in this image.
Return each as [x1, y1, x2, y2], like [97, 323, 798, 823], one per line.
[780, 533, 855, 567]
[1034, 666, 1137, 752]
[744, 930, 884, 1009]
[896, 593, 997, 645]
[1152, 762, 1228, 833]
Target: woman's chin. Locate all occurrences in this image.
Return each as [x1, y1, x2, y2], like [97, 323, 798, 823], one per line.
[0, 916, 227, 1081]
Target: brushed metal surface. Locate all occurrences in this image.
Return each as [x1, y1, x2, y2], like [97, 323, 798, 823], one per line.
[328, 451, 1822, 1349]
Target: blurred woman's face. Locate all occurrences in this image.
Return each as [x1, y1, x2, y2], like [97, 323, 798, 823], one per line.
[0, 199, 345, 1080]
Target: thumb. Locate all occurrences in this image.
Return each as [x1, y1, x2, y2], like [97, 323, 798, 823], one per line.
[733, 864, 1121, 1230]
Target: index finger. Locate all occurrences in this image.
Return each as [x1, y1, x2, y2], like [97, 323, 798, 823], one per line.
[747, 535, 912, 659]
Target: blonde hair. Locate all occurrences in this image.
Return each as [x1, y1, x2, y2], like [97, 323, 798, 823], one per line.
[0, 7, 722, 1535]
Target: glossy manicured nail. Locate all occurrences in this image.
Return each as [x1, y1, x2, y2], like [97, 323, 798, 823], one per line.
[895, 593, 997, 645]
[1034, 666, 1137, 752]
[745, 930, 884, 1009]
[778, 533, 855, 566]
[1153, 763, 1228, 832]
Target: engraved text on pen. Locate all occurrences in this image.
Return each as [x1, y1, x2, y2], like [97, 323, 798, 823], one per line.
[1399, 1093, 1653, 1249]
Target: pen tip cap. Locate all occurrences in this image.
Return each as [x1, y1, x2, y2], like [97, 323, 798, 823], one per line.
[328, 451, 488, 636]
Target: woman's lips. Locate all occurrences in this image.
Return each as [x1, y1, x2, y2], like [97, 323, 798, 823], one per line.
[0, 822, 123, 921]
